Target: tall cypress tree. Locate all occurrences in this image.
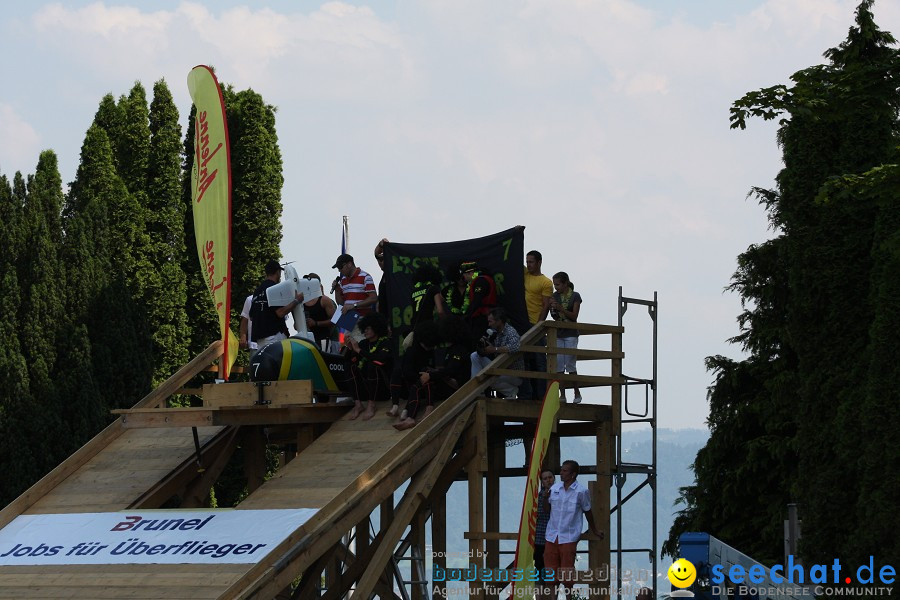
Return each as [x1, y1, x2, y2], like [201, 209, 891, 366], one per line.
[12, 153, 68, 491]
[0, 172, 34, 505]
[118, 82, 151, 194]
[66, 124, 152, 411]
[146, 79, 189, 383]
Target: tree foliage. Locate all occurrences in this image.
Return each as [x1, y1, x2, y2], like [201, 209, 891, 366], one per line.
[0, 76, 284, 507]
[669, 0, 900, 567]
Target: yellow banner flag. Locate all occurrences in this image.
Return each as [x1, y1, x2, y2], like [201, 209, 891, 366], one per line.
[187, 65, 238, 378]
[512, 380, 561, 599]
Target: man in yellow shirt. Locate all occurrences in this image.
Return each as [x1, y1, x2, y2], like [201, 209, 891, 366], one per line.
[523, 250, 553, 399]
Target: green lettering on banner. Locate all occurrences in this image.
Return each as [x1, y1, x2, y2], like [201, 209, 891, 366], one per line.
[391, 255, 440, 275]
[392, 255, 411, 274]
[502, 238, 512, 261]
[495, 273, 505, 296]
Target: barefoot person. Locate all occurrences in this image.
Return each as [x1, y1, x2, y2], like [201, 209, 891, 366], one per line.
[345, 313, 392, 420]
[394, 315, 472, 430]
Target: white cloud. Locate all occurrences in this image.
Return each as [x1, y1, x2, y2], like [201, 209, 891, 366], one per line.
[0, 104, 41, 176]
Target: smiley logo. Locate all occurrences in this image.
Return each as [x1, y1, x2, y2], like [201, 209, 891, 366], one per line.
[667, 558, 697, 588]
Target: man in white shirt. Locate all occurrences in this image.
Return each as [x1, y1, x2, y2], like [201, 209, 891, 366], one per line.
[545, 460, 604, 595]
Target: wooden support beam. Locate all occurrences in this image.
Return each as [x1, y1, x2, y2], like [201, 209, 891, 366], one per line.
[290, 544, 337, 600]
[127, 426, 240, 509]
[352, 407, 473, 599]
[411, 508, 428, 600]
[593, 421, 613, 600]
[243, 426, 267, 494]
[611, 331, 623, 440]
[489, 420, 612, 440]
[467, 444, 485, 598]
[142, 341, 225, 409]
[519, 346, 624, 361]
[320, 532, 400, 600]
[476, 399, 488, 472]
[540, 322, 624, 335]
[485, 439, 503, 600]
[432, 491, 447, 600]
[464, 532, 518, 541]
[114, 405, 349, 428]
[485, 401, 612, 422]
[487, 369, 624, 386]
[203, 380, 313, 408]
[179, 427, 242, 508]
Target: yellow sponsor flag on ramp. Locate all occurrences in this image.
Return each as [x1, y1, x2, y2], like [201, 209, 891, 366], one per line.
[512, 380, 562, 600]
[187, 65, 238, 378]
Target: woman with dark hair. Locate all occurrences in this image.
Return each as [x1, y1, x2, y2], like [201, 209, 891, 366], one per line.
[549, 272, 583, 403]
[302, 273, 339, 352]
[345, 312, 392, 420]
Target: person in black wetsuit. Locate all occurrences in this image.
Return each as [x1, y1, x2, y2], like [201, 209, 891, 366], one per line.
[388, 320, 439, 425]
[344, 312, 392, 421]
[393, 315, 472, 431]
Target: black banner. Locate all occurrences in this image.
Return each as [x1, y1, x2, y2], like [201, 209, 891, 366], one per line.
[382, 226, 528, 335]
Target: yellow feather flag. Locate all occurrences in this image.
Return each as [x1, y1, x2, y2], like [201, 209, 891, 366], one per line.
[512, 380, 561, 599]
[187, 65, 238, 378]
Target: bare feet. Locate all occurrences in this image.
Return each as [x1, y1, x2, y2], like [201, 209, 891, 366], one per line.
[386, 405, 399, 417]
[361, 403, 376, 421]
[348, 403, 363, 420]
[393, 418, 417, 430]
[423, 405, 434, 418]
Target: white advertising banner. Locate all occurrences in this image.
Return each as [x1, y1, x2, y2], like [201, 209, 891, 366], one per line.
[0, 509, 316, 565]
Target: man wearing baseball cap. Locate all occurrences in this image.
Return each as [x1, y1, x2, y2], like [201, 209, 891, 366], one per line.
[333, 254, 378, 342]
[248, 260, 303, 356]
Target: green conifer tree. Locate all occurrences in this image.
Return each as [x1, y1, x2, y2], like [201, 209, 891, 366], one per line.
[0, 172, 35, 505]
[65, 125, 153, 412]
[144, 79, 189, 383]
[12, 154, 69, 494]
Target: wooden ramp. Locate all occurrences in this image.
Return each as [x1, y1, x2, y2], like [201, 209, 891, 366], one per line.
[0, 339, 493, 599]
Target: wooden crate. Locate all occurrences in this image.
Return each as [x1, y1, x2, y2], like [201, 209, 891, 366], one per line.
[202, 380, 313, 408]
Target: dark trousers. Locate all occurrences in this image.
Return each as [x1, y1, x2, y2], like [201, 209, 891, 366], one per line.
[520, 335, 547, 400]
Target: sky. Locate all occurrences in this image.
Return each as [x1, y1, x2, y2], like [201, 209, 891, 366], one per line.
[2, 0, 897, 430]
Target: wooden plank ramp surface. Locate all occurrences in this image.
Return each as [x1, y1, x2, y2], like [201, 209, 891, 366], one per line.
[0, 407, 425, 599]
[239, 409, 412, 510]
[0, 336, 502, 599]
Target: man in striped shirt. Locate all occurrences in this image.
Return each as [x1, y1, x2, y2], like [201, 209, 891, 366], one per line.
[333, 253, 378, 342]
